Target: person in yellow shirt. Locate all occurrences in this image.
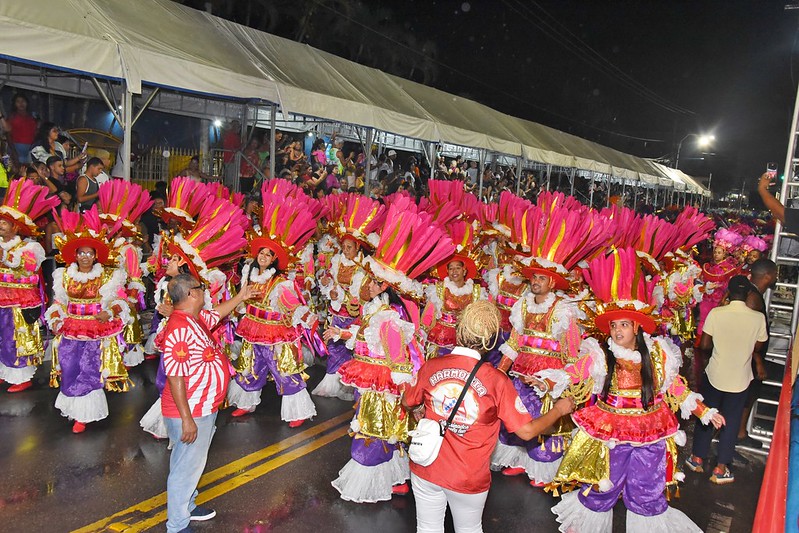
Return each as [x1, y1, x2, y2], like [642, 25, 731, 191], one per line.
[687, 275, 768, 484]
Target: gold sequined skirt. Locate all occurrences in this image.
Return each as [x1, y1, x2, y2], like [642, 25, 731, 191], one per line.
[12, 307, 43, 363]
[356, 389, 415, 443]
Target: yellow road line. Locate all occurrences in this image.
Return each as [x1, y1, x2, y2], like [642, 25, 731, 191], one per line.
[121, 426, 349, 533]
[73, 412, 351, 533]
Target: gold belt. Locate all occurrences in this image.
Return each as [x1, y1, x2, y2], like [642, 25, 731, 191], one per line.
[245, 313, 287, 326]
[518, 347, 561, 358]
[353, 354, 413, 374]
[67, 314, 100, 320]
[0, 281, 37, 289]
[596, 400, 660, 416]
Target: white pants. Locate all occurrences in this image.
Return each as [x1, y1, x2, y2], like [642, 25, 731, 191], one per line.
[411, 473, 489, 533]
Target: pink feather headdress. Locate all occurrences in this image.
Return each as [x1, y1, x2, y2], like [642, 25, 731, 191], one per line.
[426, 179, 480, 221]
[604, 205, 714, 271]
[0, 178, 60, 236]
[325, 192, 386, 249]
[382, 190, 419, 212]
[427, 179, 465, 207]
[518, 198, 614, 290]
[207, 181, 245, 209]
[248, 182, 321, 270]
[479, 202, 498, 227]
[461, 195, 481, 222]
[536, 190, 586, 213]
[366, 195, 455, 300]
[713, 227, 744, 251]
[496, 190, 533, 243]
[261, 178, 327, 219]
[741, 235, 768, 253]
[162, 177, 210, 230]
[53, 205, 124, 265]
[672, 207, 715, 251]
[168, 197, 248, 283]
[599, 205, 640, 249]
[97, 180, 154, 238]
[422, 199, 462, 228]
[434, 220, 481, 280]
[728, 222, 754, 238]
[261, 177, 304, 199]
[583, 247, 658, 334]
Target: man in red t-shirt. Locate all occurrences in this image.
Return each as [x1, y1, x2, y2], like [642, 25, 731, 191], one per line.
[402, 301, 574, 533]
[221, 119, 241, 189]
[161, 273, 253, 533]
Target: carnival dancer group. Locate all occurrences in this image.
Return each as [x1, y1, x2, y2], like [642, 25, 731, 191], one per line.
[0, 172, 773, 532]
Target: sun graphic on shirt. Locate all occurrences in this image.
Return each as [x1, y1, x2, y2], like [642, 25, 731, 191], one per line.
[431, 382, 480, 427]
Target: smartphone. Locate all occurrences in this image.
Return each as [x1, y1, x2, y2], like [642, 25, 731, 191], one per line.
[767, 162, 778, 178]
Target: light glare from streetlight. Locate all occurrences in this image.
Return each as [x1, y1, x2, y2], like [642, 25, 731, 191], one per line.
[698, 134, 714, 147]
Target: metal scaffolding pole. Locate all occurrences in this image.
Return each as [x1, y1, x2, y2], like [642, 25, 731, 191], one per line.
[132, 87, 160, 127]
[364, 128, 374, 195]
[478, 149, 486, 198]
[122, 87, 132, 180]
[515, 157, 523, 195]
[621, 178, 626, 204]
[429, 142, 436, 182]
[269, 103, 276, 182]
[569, 167, 576, 196]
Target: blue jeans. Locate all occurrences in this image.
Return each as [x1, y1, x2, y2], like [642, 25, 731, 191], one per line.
[14, 143, 31, 164]
[165, 412, 218, 533]
[691, 374, 748, 465]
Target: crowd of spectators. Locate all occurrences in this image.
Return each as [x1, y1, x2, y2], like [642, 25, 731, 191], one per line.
[1, 91, 696, 218]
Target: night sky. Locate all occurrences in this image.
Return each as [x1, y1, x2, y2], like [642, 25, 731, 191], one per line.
[188, 0, 799, 195]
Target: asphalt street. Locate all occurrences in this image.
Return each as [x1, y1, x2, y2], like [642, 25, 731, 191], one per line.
[0, 360, 765, 533]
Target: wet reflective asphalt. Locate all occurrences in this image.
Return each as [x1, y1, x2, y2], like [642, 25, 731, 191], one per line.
[1, 360, 765, 533]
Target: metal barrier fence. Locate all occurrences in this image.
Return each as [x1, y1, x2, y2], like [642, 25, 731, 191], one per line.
[129, 146, 267, 193]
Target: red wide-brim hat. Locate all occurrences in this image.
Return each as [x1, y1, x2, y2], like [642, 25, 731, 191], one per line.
[249, 237, 289, 271]
[160, 208, 195, 231]
[61, 236, 111, 265]
[436, 253, 478, 280]
[521, 265, 570, 291]
[339, 232, 373, 251]
[0, 209, 36, 236]
[167, 242, 201, 281]
[594, 309, 657, 335]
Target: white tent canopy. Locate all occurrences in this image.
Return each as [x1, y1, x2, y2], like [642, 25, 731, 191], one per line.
[0, 0, 708, 195]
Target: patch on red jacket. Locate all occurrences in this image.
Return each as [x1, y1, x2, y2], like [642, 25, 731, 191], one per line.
[172, 341, 190, 363]
[202, 346, 216, 362]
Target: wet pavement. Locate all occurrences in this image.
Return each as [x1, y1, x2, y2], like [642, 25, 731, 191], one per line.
[1, 360, 766, 533]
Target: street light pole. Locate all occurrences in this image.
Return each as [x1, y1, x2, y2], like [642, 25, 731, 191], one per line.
[675, 133, 715, 169]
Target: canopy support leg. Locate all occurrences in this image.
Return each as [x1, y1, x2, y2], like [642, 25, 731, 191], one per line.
[91, 78, 122, 124]
[132, 88, 160, 127]
[269, 103, 277, 183]
[122, 85, 133, 181]
[365, 128, 374, 196]
[478, 149, 485, 198]
[569, 167, 576, 196]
